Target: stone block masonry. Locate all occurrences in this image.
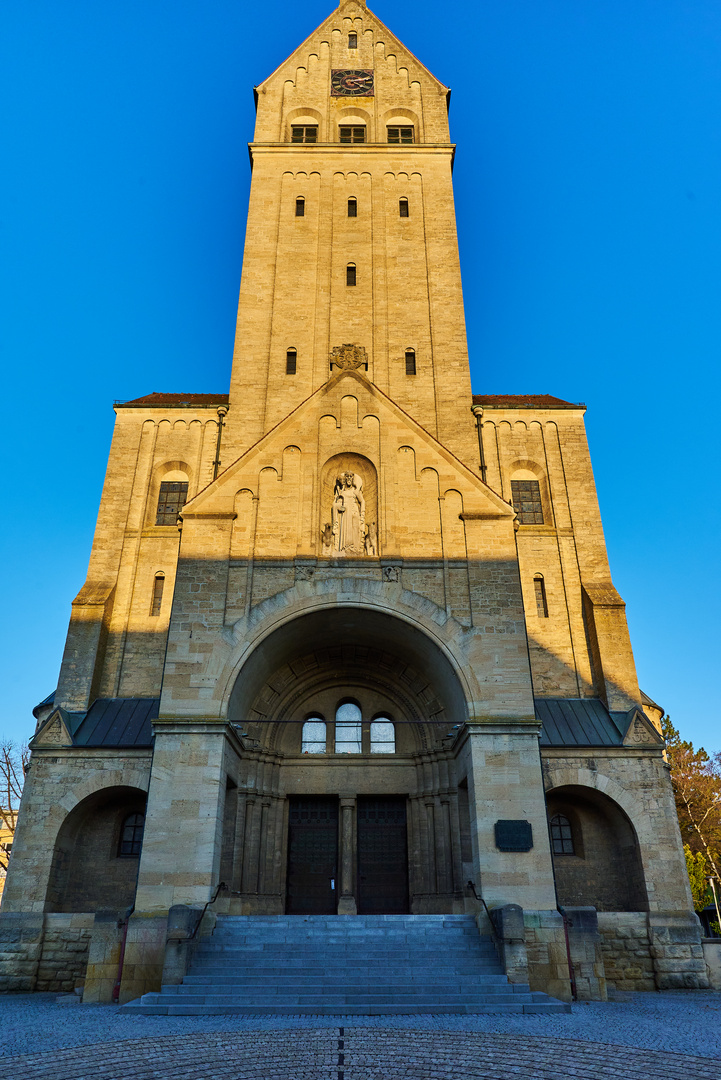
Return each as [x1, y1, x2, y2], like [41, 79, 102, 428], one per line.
[0, 912, 93, 993]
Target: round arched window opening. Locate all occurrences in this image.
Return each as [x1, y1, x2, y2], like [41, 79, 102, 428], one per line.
[335, 701, 362, 753]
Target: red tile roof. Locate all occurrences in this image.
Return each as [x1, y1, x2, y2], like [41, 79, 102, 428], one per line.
[115, 392, 230, 408]
[472, 394, 583, 409]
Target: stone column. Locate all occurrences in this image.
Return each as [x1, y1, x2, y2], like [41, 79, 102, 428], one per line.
[456, 722, 557, 910]
[337, 796, 357, 915]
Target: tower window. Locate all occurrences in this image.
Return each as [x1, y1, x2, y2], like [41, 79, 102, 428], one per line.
[348, 197, 357, 217]
[348, 31, 357, 48]
[339, 126, 366, 144]
[302, 717, 327, 754]
[291, 125, 317, 143]
[511, 479, 544, 525]
[156, 481, 188, 526]
[150, 573, 165, 617]
[118, 812, 145, 858]
[405, 349, 416, 375]
[550, 813, 575, 855]
[346, 263, 357, 286]
[286, 348, 297, 375]
[295, 197, 305, 217]
[399, 198, 409, 218]
[534, 574, 548, 618]
[335, 702, 362, 753]
[370, 718, 395, 754]
[388, 126, 414, 143]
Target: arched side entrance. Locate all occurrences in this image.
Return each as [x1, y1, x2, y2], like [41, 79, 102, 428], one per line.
[45, 786, 147, 913]
[546, 785, 648, 911]
[226, 606, 470, 916]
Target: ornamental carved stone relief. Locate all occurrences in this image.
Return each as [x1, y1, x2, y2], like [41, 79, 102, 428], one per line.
[329, 343, 368, 371]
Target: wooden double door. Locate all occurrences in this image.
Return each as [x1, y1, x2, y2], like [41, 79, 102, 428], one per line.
[286, 795, 408, 915]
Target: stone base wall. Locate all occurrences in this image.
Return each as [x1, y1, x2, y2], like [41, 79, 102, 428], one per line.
[523, 910, 573, 1002]
[597, 912, 655, 992]
[598, 911, 709, 991]
[0, 912, 93, 993]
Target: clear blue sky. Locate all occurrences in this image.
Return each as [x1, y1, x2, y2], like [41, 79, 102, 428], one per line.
[1, 1, 719, 749]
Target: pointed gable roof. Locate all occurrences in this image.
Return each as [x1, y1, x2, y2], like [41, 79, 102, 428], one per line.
[256, 0, 450, 99]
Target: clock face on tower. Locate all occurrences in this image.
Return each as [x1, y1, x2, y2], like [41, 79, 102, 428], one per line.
[331, 69, 374, 96]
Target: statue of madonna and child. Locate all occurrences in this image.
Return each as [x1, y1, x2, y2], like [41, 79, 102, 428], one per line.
[321, 471, 377, 557]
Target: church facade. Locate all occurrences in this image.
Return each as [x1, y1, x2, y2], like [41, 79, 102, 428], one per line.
[1, 0, 708, 1003]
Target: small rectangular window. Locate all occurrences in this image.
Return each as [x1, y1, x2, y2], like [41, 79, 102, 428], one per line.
[339, 126, 366, 144]
[399, 198, 409, 218]
[348, 31, 357, 48]
[286, 349, 297, 375]
[348, 197, 357, 217]
[405, 349, 416, 375]
[150, 575, 165, 617]
[156, 481, 188, 526]
[346, 264, 356, 286]
[534, 576, 548, 618]
[387, 126, 414, 143]
[295, 197, 305, 217]
[291, 125, 318, 143]
[511, 479, 544, 525]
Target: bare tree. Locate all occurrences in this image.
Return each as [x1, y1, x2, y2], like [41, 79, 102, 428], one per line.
[0, 741, 29, 875]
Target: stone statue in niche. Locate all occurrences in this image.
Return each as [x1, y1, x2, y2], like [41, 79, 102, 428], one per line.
[321, 522, 334, 556]
[364, 522, 377, 556]
[332, 472, 365, 555]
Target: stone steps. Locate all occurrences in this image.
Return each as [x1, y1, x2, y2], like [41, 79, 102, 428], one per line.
[121, 914, 571, 1015]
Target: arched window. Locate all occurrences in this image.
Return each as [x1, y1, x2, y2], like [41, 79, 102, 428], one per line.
[405, 348, 416, 375]
[348, 197, 357, 217]
[348, 31, 358, 48]
[399, 197, 409, 218]
[511, 479, 544, 524]
[295, 196, 305, 217]
[346, 263, 357, 286]
[150, 573, 165, 617]
[550, 813, 574, 855]
[335, 702, 362, 753]
[370, 718, 395, 754]
[301, 717, 326, 754]
[118, 812, 145, 858]
[286, 348, 297, 375]
[534, 574, 548, 618]
[156, 480, 188, 526]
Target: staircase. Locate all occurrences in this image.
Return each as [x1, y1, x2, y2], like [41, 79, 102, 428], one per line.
[121, 914, 570, 1014]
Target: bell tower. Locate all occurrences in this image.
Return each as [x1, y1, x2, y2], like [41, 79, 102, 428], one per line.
[224, 0, 476, 466]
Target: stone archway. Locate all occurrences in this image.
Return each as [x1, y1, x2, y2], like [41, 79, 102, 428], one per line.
[45, 786, 147, 913]
[225, 606, 470, 916]
[546, 784, 648, 912]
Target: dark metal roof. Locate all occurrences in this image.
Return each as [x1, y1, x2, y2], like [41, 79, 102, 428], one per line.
[73, 698, 159, 747]
[115, 392, 229, 408]
[536, 698, 625, 747]
[472, 394, 583, 410]
[32, 690, 56, 719]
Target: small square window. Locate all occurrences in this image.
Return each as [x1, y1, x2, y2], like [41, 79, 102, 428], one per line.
[387, 126, 414, 144]
[339, 126, 366, 144]
[291, 125, 318, 143]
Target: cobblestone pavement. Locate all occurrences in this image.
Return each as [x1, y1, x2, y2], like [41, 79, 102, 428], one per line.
[1, 1026, 721, 1080]
[1, 992, 721, 1079]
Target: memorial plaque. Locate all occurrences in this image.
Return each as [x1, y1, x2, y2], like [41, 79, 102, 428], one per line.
[494, 819, 533, 851]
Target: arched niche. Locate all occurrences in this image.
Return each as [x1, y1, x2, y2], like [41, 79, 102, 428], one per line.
[320, 452, 378, 557]
[546, 784, 648, 912]
[227, 606, 468, 754]
[45, 785, 147, 913]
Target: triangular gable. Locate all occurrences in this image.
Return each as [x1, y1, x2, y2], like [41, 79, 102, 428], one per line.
[31, 708, 73, 749]
[622, 708, 665, 747]
[182, 367, 514, 521]
[256, 1, 449, 98]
